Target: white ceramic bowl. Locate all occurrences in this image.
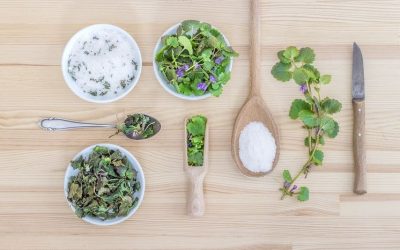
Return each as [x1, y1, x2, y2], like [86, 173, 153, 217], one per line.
[153, 22, 233, 101]
[64, 144, 145, 226]
[61, 24, 142, 103]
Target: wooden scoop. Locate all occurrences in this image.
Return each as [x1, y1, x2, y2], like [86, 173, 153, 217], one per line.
[231, 0, 280, 177]
[184, 116, 209, 216]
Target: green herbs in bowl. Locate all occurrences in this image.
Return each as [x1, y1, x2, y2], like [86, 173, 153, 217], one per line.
[154, 20, 239, 100]
[186, 115, 207, 166]
[64, 144, 145, 226]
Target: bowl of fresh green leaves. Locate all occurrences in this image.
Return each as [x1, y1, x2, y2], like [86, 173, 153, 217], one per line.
[64, 144, 145, 226]
[153, 20, 239, 100]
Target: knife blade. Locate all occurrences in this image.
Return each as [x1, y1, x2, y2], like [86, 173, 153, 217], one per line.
[352, 42, 367, 195]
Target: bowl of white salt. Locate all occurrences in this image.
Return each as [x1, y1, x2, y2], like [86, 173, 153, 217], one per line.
[62, 24, 142, 103]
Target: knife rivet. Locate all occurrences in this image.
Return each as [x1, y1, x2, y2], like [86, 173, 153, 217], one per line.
[358, 133, 362, 137]
[358, 108, 361, 112]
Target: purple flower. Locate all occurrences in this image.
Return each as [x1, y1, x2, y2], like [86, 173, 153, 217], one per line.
[176, 68, 184, 78]
[284, 181, 291, 189]
[176, 64, 190, 78]
[300, 84, 307, 94]
[209, 75, 216, 83]
[197, 82, 207, 91]
[290, 185, 298, 192]
[215, 56, 224, 65]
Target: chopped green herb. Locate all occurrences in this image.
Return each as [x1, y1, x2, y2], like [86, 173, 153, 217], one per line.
[67, 146, 140, 220]
[111, 113, 156, 139]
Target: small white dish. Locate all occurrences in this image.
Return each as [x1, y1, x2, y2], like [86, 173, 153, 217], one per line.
[62, 24, 142, 103]
[153, 22, 233, 101]
[64, 143, 145, 226]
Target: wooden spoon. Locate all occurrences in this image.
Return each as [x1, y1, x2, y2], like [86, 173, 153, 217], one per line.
[231, 0, 280, 177]
[184, 116, 209, 216]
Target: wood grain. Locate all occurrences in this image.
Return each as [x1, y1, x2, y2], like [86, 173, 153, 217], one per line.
[353, 99, 367, 194]
[0, 0, 400, 249]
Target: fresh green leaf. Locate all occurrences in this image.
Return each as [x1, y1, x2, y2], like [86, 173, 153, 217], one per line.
[166, 36, 179, 48]
[321, 98, 342, 114]
[283, 46, 299, 59]
[298, 110, 318, 127]
[271, 62, 291, 82]
[181, 20, 200, 33]
[320, 74, 331, 84]
[325, 120, 339, 138]
[178, 36, 193, 55]
[278, 50, 291, 64]
[289, 99, 311, 119]
[283, 170, 292, 182]
[296, 47, 315, 64]
[312, 150, 324, 165]
[293, 68, 309, 85]
[297, 187, 309, 201]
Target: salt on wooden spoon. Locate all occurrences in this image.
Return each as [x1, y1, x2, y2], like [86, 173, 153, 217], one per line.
[184, 115, 209, 216]
[231, 0, 280, 177]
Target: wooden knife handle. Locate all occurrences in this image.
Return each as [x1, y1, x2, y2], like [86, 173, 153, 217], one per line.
[353, 99, 367, 195]
[187, 175, 205, 216]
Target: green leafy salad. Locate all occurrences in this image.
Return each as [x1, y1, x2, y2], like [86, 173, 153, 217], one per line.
[186, 115, 207, 166]
[67, 146, 141, 220]
[155, 20, 239, 97]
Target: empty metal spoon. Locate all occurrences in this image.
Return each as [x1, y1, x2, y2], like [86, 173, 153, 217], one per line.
[39, 114, 161, 140]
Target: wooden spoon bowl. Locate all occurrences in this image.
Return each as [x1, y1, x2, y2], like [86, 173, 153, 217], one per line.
[232, 96, 280, 177]
[231, 0, 280, 177]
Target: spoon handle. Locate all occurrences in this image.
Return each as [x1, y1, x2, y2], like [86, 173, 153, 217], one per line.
[187, 175, 205, 217]
[250, 0, 261, 96]
[39, 117, 115, 131]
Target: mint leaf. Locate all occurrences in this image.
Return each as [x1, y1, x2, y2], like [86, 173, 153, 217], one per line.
[320, 74, 331, 84]
[298, 110, 318, 127]
[297, 187, 309, 201]
[296, 47, 315, 64]
[178, 36, 193, 55]
[271, 62, 291, 82]
[321, 98, 342, 114]
[289, 99, 311, 119]
[303, 64, 320, 79]
[283, 170, 292, 183]
[283, 46, 299, 59]
[293, 68, 309, 85]
[325, 120, 339, 138]
[187, 115, 206, 136]
[312, 150, 324, 165]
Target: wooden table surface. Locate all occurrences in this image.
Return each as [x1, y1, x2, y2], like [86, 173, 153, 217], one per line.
[1, 0, 400, 249]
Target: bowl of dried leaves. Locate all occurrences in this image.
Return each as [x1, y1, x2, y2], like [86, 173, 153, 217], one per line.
[64, 144, 145, 226]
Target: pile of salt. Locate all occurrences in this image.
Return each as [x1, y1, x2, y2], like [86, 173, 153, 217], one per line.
[239, 121, 276, 173]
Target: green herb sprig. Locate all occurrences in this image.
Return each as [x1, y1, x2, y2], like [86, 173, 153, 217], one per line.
[186, 115, 207, 166]
[271, 46, 342, 201]
[155, 20, 238, 97]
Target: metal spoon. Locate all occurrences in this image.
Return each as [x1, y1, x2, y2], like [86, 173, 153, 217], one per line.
[39, 114, 161, 140]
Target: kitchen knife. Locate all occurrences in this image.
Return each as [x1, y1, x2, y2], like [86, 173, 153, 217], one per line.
[352, 42, 367, 195]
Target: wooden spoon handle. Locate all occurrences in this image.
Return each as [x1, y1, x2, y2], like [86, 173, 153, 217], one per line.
[250, 0, 261, 96]
[187, 175, 205, 216]
[353, 99, 367, 194]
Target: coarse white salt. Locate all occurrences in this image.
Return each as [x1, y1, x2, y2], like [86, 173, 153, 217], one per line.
[239, 121, 276, 173]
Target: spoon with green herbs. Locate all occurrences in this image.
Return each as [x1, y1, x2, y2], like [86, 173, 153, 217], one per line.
[39, 113, 161, 140]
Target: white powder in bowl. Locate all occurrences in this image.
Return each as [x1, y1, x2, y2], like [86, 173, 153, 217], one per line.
[239, 121, 276, 173]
